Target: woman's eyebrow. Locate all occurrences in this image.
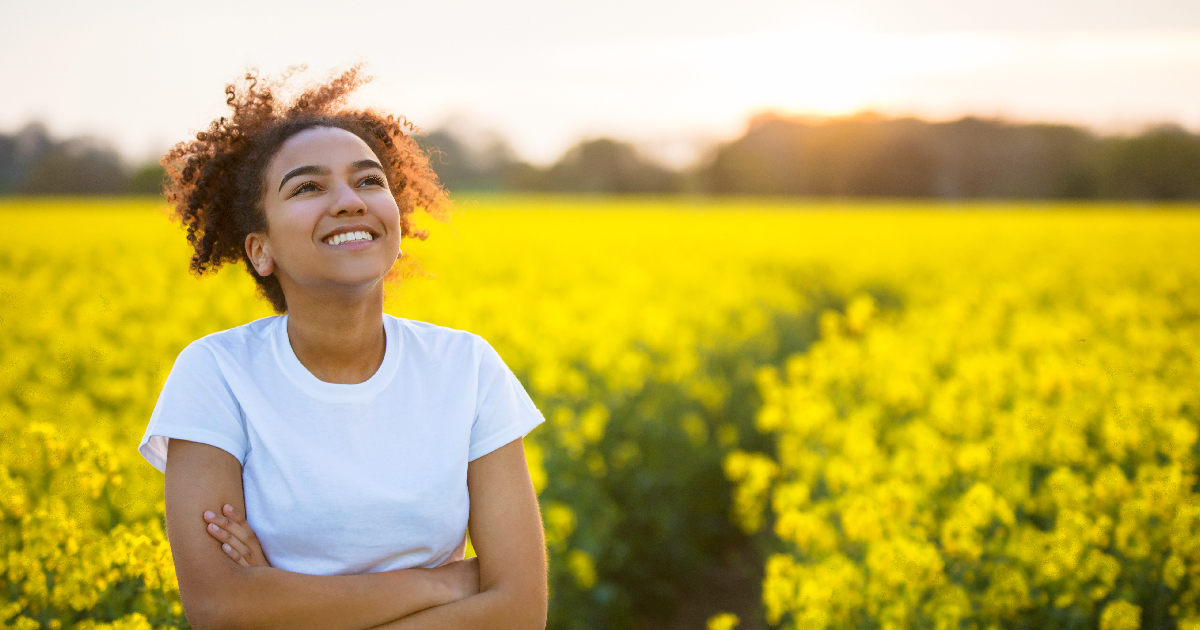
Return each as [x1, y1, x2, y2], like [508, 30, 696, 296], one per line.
[278, 165, 330, 192]
[352, 159, 385, 172]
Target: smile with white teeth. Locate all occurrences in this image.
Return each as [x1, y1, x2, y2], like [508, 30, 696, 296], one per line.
[324, 231, 375, 246]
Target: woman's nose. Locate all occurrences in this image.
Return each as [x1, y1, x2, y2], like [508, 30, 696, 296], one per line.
[332, 183, 366, 216]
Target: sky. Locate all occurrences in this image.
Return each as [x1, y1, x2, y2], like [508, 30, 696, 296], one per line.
[1, 0, 1198, 166]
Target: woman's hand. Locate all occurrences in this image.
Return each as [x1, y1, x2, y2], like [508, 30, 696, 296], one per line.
[204, 503, 271, 568]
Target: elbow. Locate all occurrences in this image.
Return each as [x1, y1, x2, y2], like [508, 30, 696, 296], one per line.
[180, 574, 266, 630]
[504, 605, 545, 630]
[186, 599, 262, 630]
[516, 606, 548, 630]
[182, 599, 231, 630]
[500, 585, 548, 630]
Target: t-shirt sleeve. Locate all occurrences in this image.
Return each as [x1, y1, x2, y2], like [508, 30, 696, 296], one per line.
[138, 340, 248, 473]
[468, 338, 546, 462]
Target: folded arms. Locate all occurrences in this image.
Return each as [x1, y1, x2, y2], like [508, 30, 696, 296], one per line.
[164, 438, 547, 630]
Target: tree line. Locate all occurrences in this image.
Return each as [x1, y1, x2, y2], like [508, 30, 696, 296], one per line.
[3, 115, 1200, 199]
[0, 123, 164, 195]
[421, 115, 1200, 199]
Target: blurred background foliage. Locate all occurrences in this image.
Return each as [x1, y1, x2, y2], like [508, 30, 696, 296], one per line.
[3, 114, 1200, 199]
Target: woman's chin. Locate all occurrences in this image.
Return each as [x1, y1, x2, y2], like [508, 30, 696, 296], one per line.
[301, 271, 392, 296]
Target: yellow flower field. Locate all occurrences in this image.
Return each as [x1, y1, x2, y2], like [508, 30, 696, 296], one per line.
[0, 197, 1197, 629]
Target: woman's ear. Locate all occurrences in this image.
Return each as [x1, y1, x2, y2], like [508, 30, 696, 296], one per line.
[245, 232, 274, 277]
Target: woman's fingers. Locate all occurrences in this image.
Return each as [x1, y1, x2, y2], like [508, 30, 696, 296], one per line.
[221, 504, 261, 546]
[221, 541, 252, 568]
[203, 510, 253, 559]
[203, 505, 270, 568]
[205, 519, 253, 559]
[204, 507, 254, 544]
[216, 513, 257, 549]
[223, 503, 248, 525]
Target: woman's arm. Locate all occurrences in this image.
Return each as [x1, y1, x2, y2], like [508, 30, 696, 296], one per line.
[367, 437, 548, 630]
[164, 438, 479, 630]
[204, 504, 470, 571]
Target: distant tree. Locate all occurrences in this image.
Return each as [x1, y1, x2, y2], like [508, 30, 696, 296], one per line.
[0, 134, 19, 194]
[18, 139, 127, 195]
[545, 138, 682, 194]
[416, 128, 528, 192]
[704, 114, 810, 195]
[1102, 125, 1200, 199]
[0, 123, 54, 194]
[929, 118, 1101, 199]
[841, 119, 939, 197]
[0, 135, 17, 194]
[501, 162, 549, 191]
[701, 113, 1110, 199]
[418, 130, 477, 190]
[0, 123, 156, 195]
[415, 129, 683, 194]
[128, 162, 168, 195]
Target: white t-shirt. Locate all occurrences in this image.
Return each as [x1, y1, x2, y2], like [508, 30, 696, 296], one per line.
[138, 314, 545, 576]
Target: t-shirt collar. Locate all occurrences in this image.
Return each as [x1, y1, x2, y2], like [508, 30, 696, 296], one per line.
[271, 314, 401, 403]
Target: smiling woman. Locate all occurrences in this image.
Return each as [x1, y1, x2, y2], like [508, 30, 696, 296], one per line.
[139, 67, 549, 630]
[162, 67, 449, 314]
[241, 126, 409, 352]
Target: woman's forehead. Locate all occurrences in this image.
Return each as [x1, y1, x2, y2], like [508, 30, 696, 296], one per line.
[270, 127, 378, 172]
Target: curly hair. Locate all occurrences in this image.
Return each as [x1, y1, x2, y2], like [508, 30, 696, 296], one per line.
[161, 65, 448, 313]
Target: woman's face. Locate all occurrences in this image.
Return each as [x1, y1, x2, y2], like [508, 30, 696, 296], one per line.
[248, 126, 402, 302]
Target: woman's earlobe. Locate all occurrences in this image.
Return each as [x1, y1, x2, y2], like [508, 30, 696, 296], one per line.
[245, 233, 275, 277]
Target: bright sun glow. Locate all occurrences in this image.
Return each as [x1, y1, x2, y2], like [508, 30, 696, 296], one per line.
[680, 24, 1013, 116]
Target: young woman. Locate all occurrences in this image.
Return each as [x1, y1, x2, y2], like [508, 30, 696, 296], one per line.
[137, 67, 548, 630]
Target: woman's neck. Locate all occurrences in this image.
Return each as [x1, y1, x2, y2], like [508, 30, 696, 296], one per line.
[282, 285, 387, 385]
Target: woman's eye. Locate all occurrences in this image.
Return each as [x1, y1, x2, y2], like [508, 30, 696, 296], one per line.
[290, 181, 319, 196]
[359, 175, 386, 187]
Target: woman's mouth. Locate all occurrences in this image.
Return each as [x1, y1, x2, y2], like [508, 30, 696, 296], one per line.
[324, 231, 376, 247]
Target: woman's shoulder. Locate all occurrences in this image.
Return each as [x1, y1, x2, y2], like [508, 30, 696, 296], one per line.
[202, 315, 281, 344]
[387, 314, 484, 344]
[175, 315, 282, 366]
[386, 315, 490, 358]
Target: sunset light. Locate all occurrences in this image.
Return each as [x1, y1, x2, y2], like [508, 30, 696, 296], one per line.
[2, 1, 1200, 629]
